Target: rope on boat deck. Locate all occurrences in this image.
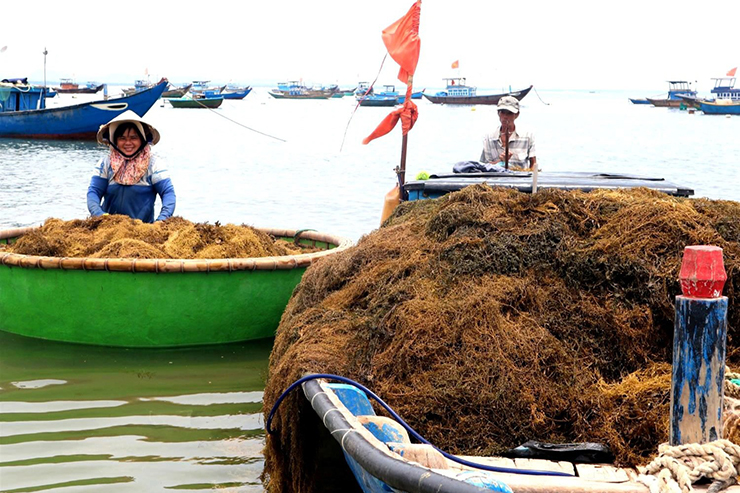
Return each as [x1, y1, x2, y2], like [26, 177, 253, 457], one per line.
[267, 373, 571, 477]
[636, 372, 740, 493]
[638, 440, 740, 493]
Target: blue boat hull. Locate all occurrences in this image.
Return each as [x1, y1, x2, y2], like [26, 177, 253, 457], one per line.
[0, 80, 167, 139]
[221, 87, 252, 99]
[358, 96, 398, 107]
[397, 91, 424, 103]
[699, 101, 740, 115]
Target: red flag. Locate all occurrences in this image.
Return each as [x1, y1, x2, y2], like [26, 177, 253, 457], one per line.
[451, 60, 459, 69]
[728, 67, 737, 77]
[381, 1, 421, 85]
[362, 101, 418, 145]
[363, 1, 421, 146]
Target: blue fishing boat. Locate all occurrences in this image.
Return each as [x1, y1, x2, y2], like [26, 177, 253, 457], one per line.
[301, 376, 648, 493]
[269, 81, 334, 99]
[0, 78, 167, 139]
[424, 78, 532, 105]
[357, 84, 399, 107]
[190, 80, 226, 95]
[397, 89, 425, 103]
[699, 99, 740, 115]
[221, 85, 252, 99]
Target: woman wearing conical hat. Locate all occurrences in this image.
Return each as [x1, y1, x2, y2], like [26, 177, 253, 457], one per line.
[87, 111, 176, 223]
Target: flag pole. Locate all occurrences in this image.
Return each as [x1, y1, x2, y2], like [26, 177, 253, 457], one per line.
[397, 134, 408, 198]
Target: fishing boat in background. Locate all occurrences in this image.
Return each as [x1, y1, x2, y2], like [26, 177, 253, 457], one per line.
[0, 227, 352, 347]
[699, 99, 740, 115]
[628, 98, 650, 104]
[123, 80, 193, 98]
[398, 88, 425, 103]
[357, 84, 399, 107]
[268, 81, 334, 99]
[166, 91, 224, 108]
[355, 81, 373, 97]
[121, 79, 152, 95]
[0, 78, 167, 139]
[709, 74, 740, 101]
[161, 83, 193, 98]
[221, 85, 252, 99]
[53, 78, 105, 94]
[645, 80, 697, 107]
[423, 78, 532, 105]
[190, 80, 226, 95]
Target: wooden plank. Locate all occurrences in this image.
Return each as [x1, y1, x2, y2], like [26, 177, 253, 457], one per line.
[513, 458, 576, 476]
[576, 463, 632, 482]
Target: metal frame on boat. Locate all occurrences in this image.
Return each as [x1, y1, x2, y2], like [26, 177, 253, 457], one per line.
[403, 171, 695, 201]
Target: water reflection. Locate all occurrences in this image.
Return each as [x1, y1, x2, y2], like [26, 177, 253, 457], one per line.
[0, 331, 271, 492]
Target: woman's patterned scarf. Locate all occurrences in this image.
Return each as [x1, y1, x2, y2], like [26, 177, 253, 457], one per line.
[110, 144, 151, 185]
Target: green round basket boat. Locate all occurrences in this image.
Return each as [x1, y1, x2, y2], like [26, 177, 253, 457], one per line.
[0, 226, 353, 348]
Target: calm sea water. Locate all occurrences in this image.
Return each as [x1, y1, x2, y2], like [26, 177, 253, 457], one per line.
[1, 86, 739, 491]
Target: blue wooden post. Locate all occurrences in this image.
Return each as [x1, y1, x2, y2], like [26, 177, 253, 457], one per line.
[670, 245, 729, 445]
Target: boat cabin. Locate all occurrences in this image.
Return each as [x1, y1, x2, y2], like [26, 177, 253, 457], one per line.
[0, 79, 47, 112]
[441, 77, 476, 97]
[378, 85, 397, 96]
[276, 81, 312, 95]
[666, 80, 697, 100]
[58, 78, 78, 89]
[355, 81, 373, 96]
[711, 77, 739, 101]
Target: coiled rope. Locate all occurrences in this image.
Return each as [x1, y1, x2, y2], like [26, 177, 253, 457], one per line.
[637, 370, 740, 493]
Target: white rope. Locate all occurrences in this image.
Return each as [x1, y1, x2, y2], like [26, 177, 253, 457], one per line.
[639, 439, 740, 492]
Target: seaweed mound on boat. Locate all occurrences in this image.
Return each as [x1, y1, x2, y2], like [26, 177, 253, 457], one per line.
[6, 215, 307, 259]
[261, 185, 740, 493]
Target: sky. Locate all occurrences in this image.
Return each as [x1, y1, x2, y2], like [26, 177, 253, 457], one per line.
[1, 0, 737, 94]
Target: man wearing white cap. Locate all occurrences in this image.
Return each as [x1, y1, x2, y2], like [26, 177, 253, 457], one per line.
[480, 96, 537, 171]
[87, 111, 176, 223]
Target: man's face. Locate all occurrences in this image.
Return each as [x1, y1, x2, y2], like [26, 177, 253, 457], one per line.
[498, 110, 518, 127]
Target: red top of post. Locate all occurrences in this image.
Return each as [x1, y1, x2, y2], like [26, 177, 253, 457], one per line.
[679, 245, 727, 298]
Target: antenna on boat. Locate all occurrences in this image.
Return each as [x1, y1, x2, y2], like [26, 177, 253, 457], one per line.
[43, 47, 48, 90]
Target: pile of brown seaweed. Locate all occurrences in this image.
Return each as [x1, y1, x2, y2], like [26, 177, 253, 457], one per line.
[5, 215, 308, 259]
[262, 185, 740, 493]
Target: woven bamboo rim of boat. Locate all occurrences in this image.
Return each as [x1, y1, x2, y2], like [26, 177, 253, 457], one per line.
[0, 226, 353, 273]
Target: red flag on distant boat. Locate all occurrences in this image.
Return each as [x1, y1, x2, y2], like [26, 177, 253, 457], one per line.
[728, 67, 737, 77]
[363, 1, 421, 145]
[451, 60, 459, 69]
[381, 0, 421, 85]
